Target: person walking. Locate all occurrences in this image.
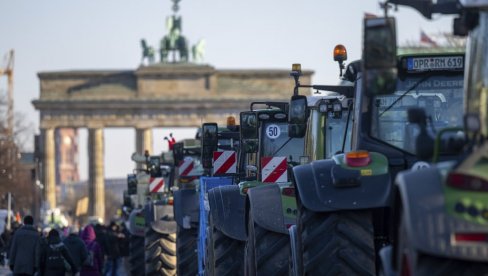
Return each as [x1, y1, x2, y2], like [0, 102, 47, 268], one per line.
[104, 222, 121, 276]
[80, 225, 103, 276]
[38, 229, 78, 276]
[8, 215, 40, 276]
[63, 227, 88, 275]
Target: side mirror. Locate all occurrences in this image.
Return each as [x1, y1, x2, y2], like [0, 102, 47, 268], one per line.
[172, 142, 184, 166]
[363, 17, 398, 95]
[288, 95, 308, 138]
[201, 123, 218, 169]
[148, 156, 162, 177]
[240, 112, 258, 139]
[364, 17, 397, 70]
[127, 174, 137, 195]
[241, 111, 259, 153]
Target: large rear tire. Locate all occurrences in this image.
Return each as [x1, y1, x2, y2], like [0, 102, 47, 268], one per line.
[206, 215, 244, 275]
[145, 228, 177, 276]
[299, 206, 375, 276]
[176, 226, 198, 276]
[129, 234, 145, 276]
[245, 209, 290, 276]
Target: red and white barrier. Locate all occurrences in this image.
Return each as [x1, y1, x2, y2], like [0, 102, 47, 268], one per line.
[261, 156, 288, 183]
[213, 151, 237, 175]
[149, 177, 165, 193]
[179, 158, 195, 177]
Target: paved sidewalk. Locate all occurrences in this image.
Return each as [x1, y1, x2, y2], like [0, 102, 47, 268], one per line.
[0, 266, 12, 276]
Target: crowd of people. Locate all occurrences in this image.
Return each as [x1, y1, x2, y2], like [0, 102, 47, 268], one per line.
[0, 215, 130, 276]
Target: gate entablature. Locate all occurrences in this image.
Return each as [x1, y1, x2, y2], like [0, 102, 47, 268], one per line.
[32, 63, 313, 220]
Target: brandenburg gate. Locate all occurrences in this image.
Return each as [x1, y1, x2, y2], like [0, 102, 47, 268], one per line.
[32, 63, 313, 220]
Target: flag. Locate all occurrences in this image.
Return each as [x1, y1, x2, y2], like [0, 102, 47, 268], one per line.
[420, 30, 437, 46]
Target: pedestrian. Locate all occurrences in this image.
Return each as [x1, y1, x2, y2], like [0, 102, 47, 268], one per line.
[63, 226, 88, 275]
[104, 222, 122, 276]
[118, 223, 130, 276]
[80, 225, 103, 276]
[38, 229, 78, 276]
[8, 215, 40, 276]
[93, 223, 108, 274]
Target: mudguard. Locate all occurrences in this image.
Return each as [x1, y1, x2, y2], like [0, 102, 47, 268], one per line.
[293, 159, 392, 212]
[149, 204, 177, 234]
[174, 189, 199, 229]
[247, 184, 288, 234]
[379, 245, 397, 276]
[397, 165, 488, 261]
[208, 185, 247, 241]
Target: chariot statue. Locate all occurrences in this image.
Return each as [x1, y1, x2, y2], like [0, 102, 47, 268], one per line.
[160, 15, 189, 62]
[140, 0, 205, 64]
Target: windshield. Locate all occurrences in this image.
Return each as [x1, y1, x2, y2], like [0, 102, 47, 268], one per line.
[261, 121, 304, 163]
[371, 73, 464, 153]
[325, 112, 352, 157]
[304, 108, 352, 161]
[218, 137, 239, 150]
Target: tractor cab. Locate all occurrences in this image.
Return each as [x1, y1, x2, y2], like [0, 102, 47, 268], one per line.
[239, 102, 302, 189]
[371, 53, 465, 162]
[173, 138, 203, 188]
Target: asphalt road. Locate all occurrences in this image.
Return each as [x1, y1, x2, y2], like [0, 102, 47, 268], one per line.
[0, 266, 11, 276]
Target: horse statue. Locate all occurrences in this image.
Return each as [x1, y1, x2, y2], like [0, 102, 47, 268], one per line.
[140, 39, 155, 65]
[191, 39, 206, 63]
[160, 15, 189, 63]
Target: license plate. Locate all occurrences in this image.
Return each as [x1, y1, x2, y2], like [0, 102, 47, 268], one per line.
[407, 56, 463, 71]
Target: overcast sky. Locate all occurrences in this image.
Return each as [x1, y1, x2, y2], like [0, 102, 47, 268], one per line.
[0, 0, 455, 180]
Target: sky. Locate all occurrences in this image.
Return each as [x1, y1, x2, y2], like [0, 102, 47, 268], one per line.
[0, 0, 456, 180]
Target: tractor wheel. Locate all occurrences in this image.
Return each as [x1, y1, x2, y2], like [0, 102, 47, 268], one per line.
[396, 210, 488, 275]
[245, 208, 290, 276]
[129, 234, 145, 276]
[206, 215, 244, 275]
[145, 228, 177, 276]
[176, 225, 198, 276]
[299, 205, 375, 276]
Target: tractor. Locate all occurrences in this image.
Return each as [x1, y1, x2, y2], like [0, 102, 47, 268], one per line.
[378, 0, 488, 275]
[290, 16, 467, 275]
[198, 117, 242, 275]
[125, 149, 177, 275]
[172, 138, 204, 276]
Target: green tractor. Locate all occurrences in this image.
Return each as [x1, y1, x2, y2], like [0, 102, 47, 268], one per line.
[125, 150, 177, 276]
[243, 71, 355, 275]
[291, 16, 467, 275]
[205, 102, 297, 275]
[378, 0, 488, 275]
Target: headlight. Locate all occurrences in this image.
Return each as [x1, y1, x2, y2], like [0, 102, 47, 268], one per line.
[333, 103, 342, 112]
[258, 114, 270, 120]
[274, 113, 287, 119]
[319, 103, 328, 113]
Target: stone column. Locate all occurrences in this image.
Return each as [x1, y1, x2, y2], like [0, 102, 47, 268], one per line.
[88, 128, 105, 221]
[42, 128, 56, 210]
[135, 128, 153, 168]
[136, 128, 153, 154]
